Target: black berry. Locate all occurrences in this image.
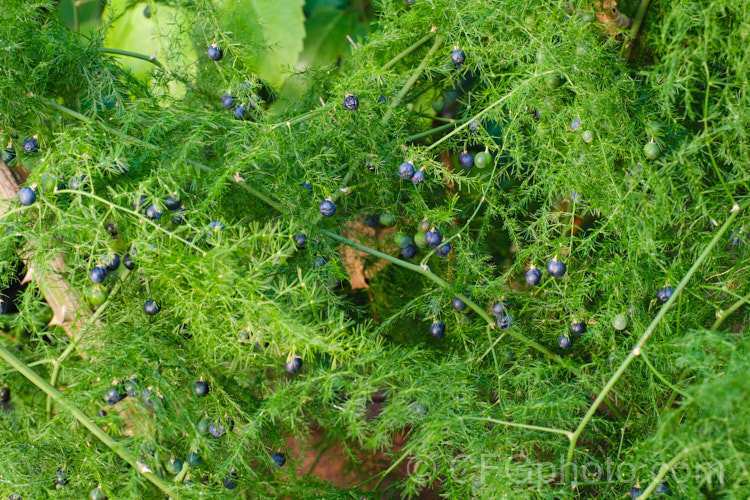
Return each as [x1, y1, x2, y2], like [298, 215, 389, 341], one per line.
[430, 321, 446, 338]
[2, 146, 16, 164]
[221, 94, 236, 109]
[436, 242, 452, 257]
[223, 472, 238, 489]
[546, 256, 567, 278]
[570, 322, 586, 336]
[525, 265, 542, 286]
[557, 334, 572, 349]
[272, 452, 286, 467]
[171, 208, 185, 224]
[293, 234, 307, 248]
[123, 253, 135, 270]
[143, 300, 160, 316]
[207, 44, 223, 61]
[468, 120, 480, 133]
[401, 244, 417, 259]
[0, 387, 10, 402]
[124, 378, 139, 397]
[365, 214, 379, 228]
[398, 161, 415, 180]
[497, 314, 513, 330]
[490, 300, 508, 316]
[208, 417, 234, 438]
[164, 195, 181, 210]
[425, 229, 442, 248]
[18, 187, 36, 206]
[145, 205, 162, 221]
[233, 105, 246, 120]
[452, 297, 467, 312]
[313, 256, 327, 269]
[319, 200, 336, 217]
[193, 380, 209, 397]
[104, 386, 125, 405]
[411, 170, 425, 185]
[343, 94, 359, 111]
[105, 254, 120, 272]
[89, 266, 108, 284]
[458, 152, 474, 169]
[285, 356, 303, 374]
[22, 136, 39, 153]
[656, 286, 674, 303]
[451, 49, 466, 66]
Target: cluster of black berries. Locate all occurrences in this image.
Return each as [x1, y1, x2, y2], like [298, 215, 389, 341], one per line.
[397, 161, 425, 185]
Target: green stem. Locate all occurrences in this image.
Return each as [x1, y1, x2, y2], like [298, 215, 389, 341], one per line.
[42, 99, 284, 212]
[638, 448, 690, 499]
[405, 117, 470, 142]
[98, 48, 204, 96]
[47, 270, 131, 420]
[269, 105, 331, 130]
[620, 0, 652, 59]
[460, 416, 573, 438]
[563, 202, 746, 483]
[712, 290, 750, 330]
[56, 190, 206, 255]
[0, 344, 182, 499]
[321, 230, 575, 373]
[382, 33, 434, 71]
[381, 37, 443, 125]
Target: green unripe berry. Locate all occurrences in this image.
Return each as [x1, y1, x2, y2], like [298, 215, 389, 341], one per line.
[414, 232, 427, 249]
[474, 151, 493, 168]
[576, 45, 589, 56]
[643, 142, 661, 160]
[582, 130, 594, 143]
[379, 213, 395, 227]
[197, 418, 210, 435]
[612, 313, 628, 330]
[394, 232, 411, 248]
[432, 97, 445, 113]
[86, 286, 108, 307]
[546, 75, 563, 90]
[40, 174, 56, 193]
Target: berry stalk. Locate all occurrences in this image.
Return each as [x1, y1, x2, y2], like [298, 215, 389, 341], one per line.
[0, 344, 183, 499]
[563, 202, 747, 483]
[382, 32, 435, 71]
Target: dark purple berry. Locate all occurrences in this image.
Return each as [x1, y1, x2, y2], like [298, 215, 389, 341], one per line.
[525, 265, 542, 286]
[0, 387, 10, 402]
[570, 322, 586, 336]
[468, 120, 480, 133]
[365, 214, 379, 228]
[164, 195, 181, 210]
[233, 105, 246, 120]
[22, 136, 39, 153]
[223, 472, 238, 489]
[271, 452, 286, 467]
[89, 266, 108, 284]
[18, 187, 36, 206]
[458, 152, 474, 169]
[656, 286, 674, 303]
[425, 229, 442, 248]
[398, 162, 415, 180]
[221, 94, 236, 109]
[557, 334, 572, 349]
[285, 356, 303, 374]
[123, 253, 135, 270]
[207, 44, 223, 61]
[2, 147, 16, 164]
[401, 244, 417, 259]
[629, 487, 642, 499]
[451, 49, 466, 66]
[490, 300, 508, 316]
[411, 170, 425, 185]
[430, 321, 446, 338]
[193, 380, 209, 397]
[343, 94, 359, 110]
[105, 254, 120, 271]
[497, 314, 513, 330]
[145, 205, 162, 221]
[124, 379, 139, 397]
[452, 297, 467, 312]
[436, 242, 452, 257]
[143, 300, 160, 316]
[546, 257, 567, 278]
[293, 234, 307, 248]
[319, 200, 336, 217]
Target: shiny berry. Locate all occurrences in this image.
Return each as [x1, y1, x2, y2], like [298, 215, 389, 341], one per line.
[86, 286, 108, 306]
[89, 266, 108, 284]
[104, 386, 125, 405]
[525, 265, 542, 286]
[570, 322, 586, 336]
[105, 254, 120, 271]
[233, 105, 246, 120]
[207, 44, 223, 61]
[316, 199, 338, 218]
[418, 221, 430, 233]
[411, 170, 425, 185]
[546, 257, 567, 278]
[300, 181, 312, 192]
[413, 232, 426, 248]
[271, 452, 286, 467]
[425, 229, 442, 248]
[452, 297, 467, 312]
[436, 242, 451, 257]
[123, 254, 135, 270]
[629, 487, 642, 499]
[285, 356, 303, 374]
[451, 49, 466, 66]
[468, 120, 480, 133]
[490, 300, 508, 316]
[124, 379, 139, 397]
[343, 94, 359, 110]
[398, 162, 415, 180]
[644, 142, 661, 160]
[145, 205, 162, 221]
[458, 152, 474, 169]
[394, 232, 411, 248]
[474, 151, 492, 168]
[165, 458, 183, 475]
[0, 387, 9, 402]
[430, 321, 446, 338]
[143, 300, 160, 315]
[656, 286, 674, 303]
[164, 195, 181, 210]
[193, 380, 209, 397]
[557, 334, 572, 349]
[582, 130, 594, 143]
[221, 94, 236, 109]
[223, 472, 238, 489]
[2, 147, 16, 164]
[401, 244, 417, 259]
[18, 187, 36, 206]
[89, 486, 108, 500]
[22, 136, 39, 153]
[497, 314, 513, 330]
[208, 417, 234, 438]
[293, 234, 307, 248]
[613, 313, 628, 330]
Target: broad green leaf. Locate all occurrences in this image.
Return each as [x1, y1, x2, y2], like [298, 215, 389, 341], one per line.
[219, 0, 305, 89]
[103, 1, 196, 95]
